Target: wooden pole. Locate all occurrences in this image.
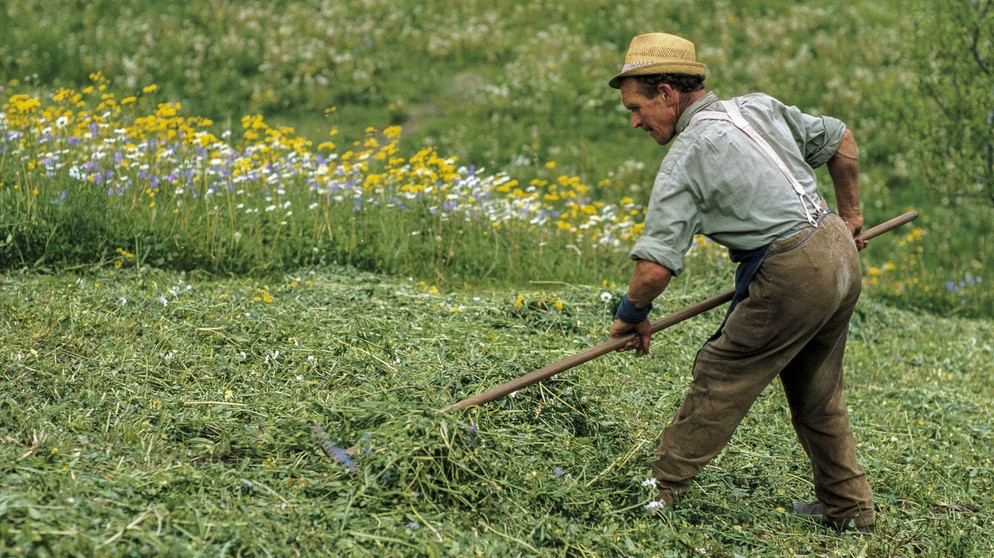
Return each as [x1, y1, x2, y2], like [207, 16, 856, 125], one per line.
[440, 210, 918, 412]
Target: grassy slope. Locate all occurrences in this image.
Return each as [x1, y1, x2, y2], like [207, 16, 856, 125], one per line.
[1, 267, 991, 556]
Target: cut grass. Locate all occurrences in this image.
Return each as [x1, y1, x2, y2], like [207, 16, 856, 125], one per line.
[1, 266, 991, 556]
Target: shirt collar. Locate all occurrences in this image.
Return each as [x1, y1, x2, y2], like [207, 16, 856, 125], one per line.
[676, 91, 719, 135]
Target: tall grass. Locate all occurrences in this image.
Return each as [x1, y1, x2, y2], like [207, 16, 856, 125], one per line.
[0, 78, 648, 285]
[0, 0, 990, 315]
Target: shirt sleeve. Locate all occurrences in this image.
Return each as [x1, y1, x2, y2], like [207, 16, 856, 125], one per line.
[629, 158, 700, 277]
[779, 102, 847, 168]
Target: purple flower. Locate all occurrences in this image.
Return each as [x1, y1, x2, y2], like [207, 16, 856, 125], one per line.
[554, 468, 565, 477]
[469, 424, 478, 434]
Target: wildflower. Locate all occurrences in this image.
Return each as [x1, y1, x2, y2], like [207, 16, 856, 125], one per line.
[640, 478, 658, 488]
[600, 292, 613, 303]
[554, 467, 565, 477]
[644, 500, 665, 511]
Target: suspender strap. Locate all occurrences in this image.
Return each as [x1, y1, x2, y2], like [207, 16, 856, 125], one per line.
[690, 100, 826, 226]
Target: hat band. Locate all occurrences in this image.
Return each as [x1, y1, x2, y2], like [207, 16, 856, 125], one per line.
[617, 60, 704, 74]
[619, 61, 662, 73]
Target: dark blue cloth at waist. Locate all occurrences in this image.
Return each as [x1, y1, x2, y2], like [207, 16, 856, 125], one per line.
[706, 242, 771, 341]
[728, 243, 772, 313]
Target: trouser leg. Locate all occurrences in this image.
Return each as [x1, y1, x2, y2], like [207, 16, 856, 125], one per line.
[780, 318, 874, 526]
[779, 219, 874, 525]
[650, 339, 784, 495]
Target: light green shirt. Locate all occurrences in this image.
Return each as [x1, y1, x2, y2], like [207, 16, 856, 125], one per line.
[631, 91, 846, 276]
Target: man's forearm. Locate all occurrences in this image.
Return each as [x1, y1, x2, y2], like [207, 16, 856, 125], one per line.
[827, 128, 862, 221]
[626, 259, 673, 308]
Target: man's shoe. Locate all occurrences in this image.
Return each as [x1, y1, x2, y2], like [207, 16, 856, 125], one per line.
[792, 501, 874, 533]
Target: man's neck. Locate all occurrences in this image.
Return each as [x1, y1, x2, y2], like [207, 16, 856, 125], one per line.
[677, 89, 709, 116]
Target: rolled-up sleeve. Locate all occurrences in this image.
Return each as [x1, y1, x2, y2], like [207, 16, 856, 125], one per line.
[782, 105, 847, 168]
[630, 173, 698, 277]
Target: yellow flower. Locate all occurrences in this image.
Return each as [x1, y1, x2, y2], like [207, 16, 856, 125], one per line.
[10, 94, 41, 113]
[143, 84, 158, 94]
[514, 295, 524, 308]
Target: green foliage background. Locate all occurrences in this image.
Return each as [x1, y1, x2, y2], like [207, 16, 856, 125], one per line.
[2, 0, 991, 316]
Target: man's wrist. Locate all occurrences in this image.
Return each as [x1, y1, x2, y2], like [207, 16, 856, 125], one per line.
[615, 294, 652, 324]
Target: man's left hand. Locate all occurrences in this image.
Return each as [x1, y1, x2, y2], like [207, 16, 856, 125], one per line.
[842, 213, 867, 250]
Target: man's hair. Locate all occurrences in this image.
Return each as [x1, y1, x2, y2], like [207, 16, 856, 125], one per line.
[633, 73, 706, 97]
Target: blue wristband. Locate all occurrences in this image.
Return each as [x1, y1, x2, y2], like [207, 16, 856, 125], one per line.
[615, 295, 652, 324]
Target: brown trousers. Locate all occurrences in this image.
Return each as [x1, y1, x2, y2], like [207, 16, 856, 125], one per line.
[652, 213, 874, 525]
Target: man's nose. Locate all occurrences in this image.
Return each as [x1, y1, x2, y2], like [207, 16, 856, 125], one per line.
[630, 113, 642, 128]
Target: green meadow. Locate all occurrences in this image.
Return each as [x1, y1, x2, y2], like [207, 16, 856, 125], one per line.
[1, 0, 992, 556]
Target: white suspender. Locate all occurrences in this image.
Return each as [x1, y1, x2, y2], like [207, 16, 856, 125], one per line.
[689, 100, 826, 226]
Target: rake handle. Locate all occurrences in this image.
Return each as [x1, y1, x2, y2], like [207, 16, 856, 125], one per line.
[440, 210, 918, 412]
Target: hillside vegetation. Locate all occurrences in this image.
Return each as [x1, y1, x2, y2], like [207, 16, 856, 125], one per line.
[1, 0, 992, 555]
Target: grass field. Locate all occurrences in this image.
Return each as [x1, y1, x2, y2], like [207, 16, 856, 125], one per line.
[1, 267, 992, 556]
[2, 0, 993, 555]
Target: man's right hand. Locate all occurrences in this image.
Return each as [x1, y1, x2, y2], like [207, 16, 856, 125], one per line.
[610, 318, 654, 356]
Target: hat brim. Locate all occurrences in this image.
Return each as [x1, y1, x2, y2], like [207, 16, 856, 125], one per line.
[608, 61, 707, 89]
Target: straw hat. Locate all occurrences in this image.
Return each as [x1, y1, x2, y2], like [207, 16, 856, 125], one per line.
[609, 33, 707, 89]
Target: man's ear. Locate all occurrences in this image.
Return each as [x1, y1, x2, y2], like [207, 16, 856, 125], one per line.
[657, 82, 674, 103]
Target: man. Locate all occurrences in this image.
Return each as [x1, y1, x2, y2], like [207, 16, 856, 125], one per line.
[607, 32, 875, 533]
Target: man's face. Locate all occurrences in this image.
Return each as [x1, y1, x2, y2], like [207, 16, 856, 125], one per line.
[620, 79, 679, 145]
